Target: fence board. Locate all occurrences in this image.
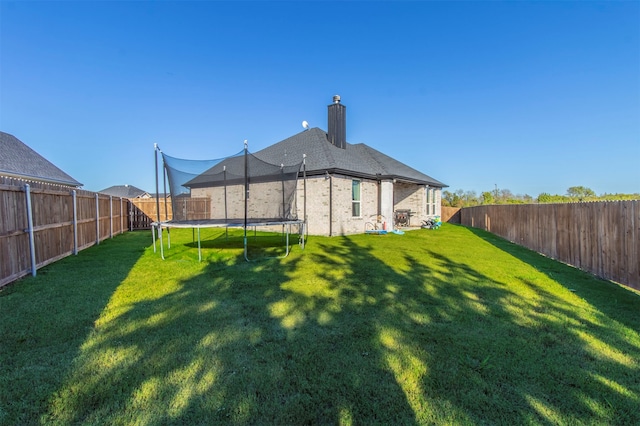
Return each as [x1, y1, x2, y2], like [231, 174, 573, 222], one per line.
[460, 201, 640, 290]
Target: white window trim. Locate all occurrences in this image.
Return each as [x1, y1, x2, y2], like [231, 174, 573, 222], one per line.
[352, 179, 361, 217]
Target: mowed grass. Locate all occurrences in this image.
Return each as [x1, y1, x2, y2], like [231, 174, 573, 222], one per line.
[1, 224, 639, 425]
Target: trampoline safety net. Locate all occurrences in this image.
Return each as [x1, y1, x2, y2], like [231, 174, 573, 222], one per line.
[159, 145, 304, 224]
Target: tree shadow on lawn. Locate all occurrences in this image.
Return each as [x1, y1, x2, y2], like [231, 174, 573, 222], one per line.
[40, 229, 639, 424]
[177, 228, 301, 257]
[458, 225, 640, 420]
[0, 232, 149, 424]
[462, 225, 640, 333]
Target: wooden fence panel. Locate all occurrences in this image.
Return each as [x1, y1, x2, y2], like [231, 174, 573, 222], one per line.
[0, 185, 30, 286]
[460, 201, 640, 290]
[76, 192, 98, 251]
[131, 198, 172, 222]
[130, 197, 211, 223]
[30, 188, 75, 267]
[0, 182, 132, 288]
[441, 206, 461, 224]
[98, 195, 111, 242]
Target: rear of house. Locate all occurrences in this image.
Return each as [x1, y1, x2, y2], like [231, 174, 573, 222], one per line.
[188, 96, 446, 236]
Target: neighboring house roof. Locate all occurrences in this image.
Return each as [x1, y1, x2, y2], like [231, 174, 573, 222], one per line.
[0, 131, 82, 187]
[255, 127, 448, 187]
[99, 185, 150, 198]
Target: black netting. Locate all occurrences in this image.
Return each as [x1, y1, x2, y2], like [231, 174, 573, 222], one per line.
[159, 148, 303, 223]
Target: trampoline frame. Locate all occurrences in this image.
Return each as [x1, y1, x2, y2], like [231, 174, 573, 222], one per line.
[152, 219, 305, 262]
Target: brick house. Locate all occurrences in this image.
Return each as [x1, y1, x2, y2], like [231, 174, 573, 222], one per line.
[190, 97, 446, 236]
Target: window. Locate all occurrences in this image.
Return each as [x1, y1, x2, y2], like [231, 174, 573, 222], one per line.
[426, 187, 436, 215]
[352, 179, 361, 217]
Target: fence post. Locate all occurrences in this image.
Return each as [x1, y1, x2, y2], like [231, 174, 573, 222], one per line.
[72, 190, 78, 255]
[120, 197, 124, 234]
[109, 195, 113, 239]
[129, 200, 133, 231]
[24, 184, 37, 277]
[95, 193, 100, 245]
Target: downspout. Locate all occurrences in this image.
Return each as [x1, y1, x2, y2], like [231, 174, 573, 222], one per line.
[303, 154, 307, 240]
[243, 140, 249, 261]
[223, 165, 228, 222]
[328, 172, 333, 237]
[224, 165, 228, 239]
[376, 173, 382, 219]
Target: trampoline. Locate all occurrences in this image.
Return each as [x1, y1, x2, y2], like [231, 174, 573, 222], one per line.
[152, 141, 307, 261]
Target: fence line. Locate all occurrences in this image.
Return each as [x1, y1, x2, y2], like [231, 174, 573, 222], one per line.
[130, 197, 211, 223]
[0, 178, 150, 288]
[460, 201, 639, 291]
[441, 206, 461, 224]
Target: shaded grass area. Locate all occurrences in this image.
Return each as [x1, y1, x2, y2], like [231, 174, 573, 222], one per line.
[1, 225, 639, 424]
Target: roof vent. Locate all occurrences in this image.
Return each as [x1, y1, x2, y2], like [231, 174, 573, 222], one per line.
[333, 95, 341, 104]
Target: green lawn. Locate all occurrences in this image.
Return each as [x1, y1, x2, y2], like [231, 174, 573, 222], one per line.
[1, 224, 639, 425]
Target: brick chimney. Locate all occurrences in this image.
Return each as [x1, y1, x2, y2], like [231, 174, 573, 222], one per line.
[327, 95, 346, 149]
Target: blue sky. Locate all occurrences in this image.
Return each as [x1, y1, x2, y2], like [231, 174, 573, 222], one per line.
[1, 1, 638, 196]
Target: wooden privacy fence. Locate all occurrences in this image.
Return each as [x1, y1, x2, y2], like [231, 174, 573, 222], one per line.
[460, 201, 639, 290]
[0, 179, 149, 287]
[441, 206, 461, 224]
[131, 197, 211, 222]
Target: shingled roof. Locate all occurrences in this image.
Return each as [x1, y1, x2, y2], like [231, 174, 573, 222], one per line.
[99, 184, 150, 198]
[254, 127, 447, 187]
[0, 131, 82, 187]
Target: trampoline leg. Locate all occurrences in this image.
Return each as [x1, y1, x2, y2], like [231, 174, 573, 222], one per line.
[197, 227, 202, 262]
[167, 228, 171, 249]
[159, 226, 165, 260]
[243, 237, 249, 262]
[284, 226, 290, 257]
[152, 224, 156, 253]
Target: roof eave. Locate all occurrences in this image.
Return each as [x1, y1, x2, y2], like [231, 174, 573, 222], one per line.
[0, 170, 83, 188]
[303, 169, 447, 188]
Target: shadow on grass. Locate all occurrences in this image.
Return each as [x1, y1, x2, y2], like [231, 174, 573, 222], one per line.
[34, 227, 640, 424]
[0, 232, 150, 424]
[175, 228, 301, 258]
[464, 224, 640, 332]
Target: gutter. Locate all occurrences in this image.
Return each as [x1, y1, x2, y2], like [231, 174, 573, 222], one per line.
[303, 168, 447, 188]
[0, 170, 83, 188]
[328, 172, 333, 237]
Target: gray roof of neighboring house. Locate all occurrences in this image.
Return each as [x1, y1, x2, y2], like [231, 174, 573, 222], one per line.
[0, 131, 82, 187]
[99, 185, 149, 198]
[254, 127, 447, 187]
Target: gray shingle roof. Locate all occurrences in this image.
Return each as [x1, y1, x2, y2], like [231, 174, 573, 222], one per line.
[254, 127, 447, 187]
[99, 185, 150, 198]
[0, 131, 82, 187]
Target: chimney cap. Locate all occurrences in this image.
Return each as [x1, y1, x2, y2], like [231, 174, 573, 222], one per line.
[332, 95, 341, 104]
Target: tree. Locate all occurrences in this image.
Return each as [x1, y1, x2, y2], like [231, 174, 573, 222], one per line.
[481, 191, 495, 205]
[442, 190, 455, 207]
[566, 186, 596, 201]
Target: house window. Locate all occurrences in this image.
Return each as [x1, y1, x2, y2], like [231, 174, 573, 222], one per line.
[352, 179, 361, 217]
[426, 187, 436, 215]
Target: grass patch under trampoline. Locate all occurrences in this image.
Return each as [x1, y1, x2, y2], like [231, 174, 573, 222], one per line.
[1, 224, 639, 424]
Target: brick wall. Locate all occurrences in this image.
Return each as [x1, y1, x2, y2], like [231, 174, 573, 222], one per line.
[194, 175, 442, 236]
